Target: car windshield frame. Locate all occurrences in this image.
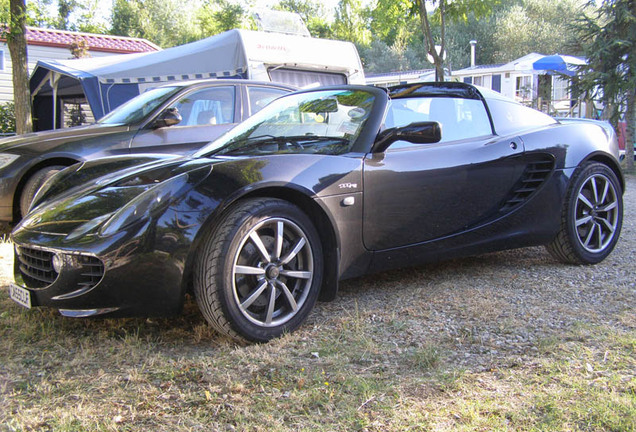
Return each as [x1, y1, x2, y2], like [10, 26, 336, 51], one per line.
[194, 88, 380, 158]
[97, 86, 182, 126]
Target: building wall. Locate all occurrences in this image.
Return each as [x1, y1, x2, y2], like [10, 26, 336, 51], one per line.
[0, 43, 114, 104]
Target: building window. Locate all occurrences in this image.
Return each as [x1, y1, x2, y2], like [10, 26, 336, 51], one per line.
[473, 76, 483, 86]
[0, 50, 4, 71]
[515, 75, 533, 101]
[552, 76, 569, 101]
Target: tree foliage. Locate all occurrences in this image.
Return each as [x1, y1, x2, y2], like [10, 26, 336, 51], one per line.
[492, 0, 585, 62]
[333, 0, 371, 46]
[111, 0, 200, 47]
[197, 0, 250, 38]
[571, 0, 635, 170]
[274, 0, 333, 38]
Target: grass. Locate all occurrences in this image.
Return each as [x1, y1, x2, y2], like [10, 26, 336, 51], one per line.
[0, 238, 635, 430]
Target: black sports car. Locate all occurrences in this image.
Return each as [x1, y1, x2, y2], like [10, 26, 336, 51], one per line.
[9, 83, 624, 343]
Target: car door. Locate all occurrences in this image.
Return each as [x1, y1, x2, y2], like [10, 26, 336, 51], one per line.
[129, 84, 239, 155]
[362, 95, 527, 251]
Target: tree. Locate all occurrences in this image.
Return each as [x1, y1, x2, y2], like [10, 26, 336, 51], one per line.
[111, 0, 200, 47]
[413, 0, 497, 81]
[492, 0, 584, 63]
[332, 0, 371, 46]
[6, 0, 32, 134]
[571, 0, 635, 170]
[274, 0, 333, 38]
[197, 0, 249, 38]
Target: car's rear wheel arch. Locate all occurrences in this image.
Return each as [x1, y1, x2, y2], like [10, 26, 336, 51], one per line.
[14, 157, 78, 220]
[183, 186, 340, 304]
[582, 153, 624, 192]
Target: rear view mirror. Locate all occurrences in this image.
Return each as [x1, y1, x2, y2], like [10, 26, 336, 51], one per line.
[373, 121, 442, 152]
[152, 107, 182, 129]
[299, 98, 338, 113]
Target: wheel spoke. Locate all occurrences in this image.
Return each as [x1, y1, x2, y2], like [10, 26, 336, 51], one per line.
[280, 270, 312, 279]
[597, 223, 603, 250]
[577, 193, 594, 210]
[276, 280, 298, 312]
[599, 179, 609, 204]
[582, 223, 597, 248]
[590, 177, 599, 203]
[235, 265, 265, 276]
[250, 231, 271, 263]
[281, 237, 306, 265]
[598, 217, 615, 234]
[576, 215, 593, 227]
[265, 283, 276, 325]
[275, 221, 284, 260]
[240, 280, 268, 310]
[599, 201, 618, 212]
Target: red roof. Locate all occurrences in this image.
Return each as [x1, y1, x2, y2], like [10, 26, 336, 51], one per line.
[20, 26, 160, 54]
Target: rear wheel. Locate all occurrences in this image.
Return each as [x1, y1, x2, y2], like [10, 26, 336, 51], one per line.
[547, 162, 622, 264]
[19, 165, 65, 218]
[194, 198, 323, 343]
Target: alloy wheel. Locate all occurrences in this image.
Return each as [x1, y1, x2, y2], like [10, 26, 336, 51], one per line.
[231, 217, 314, 327]
[574, 173, 620, 253]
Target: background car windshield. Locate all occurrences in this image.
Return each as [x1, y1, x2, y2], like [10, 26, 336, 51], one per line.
[196, 89, 375, 157]
[97, 86, 181, 125]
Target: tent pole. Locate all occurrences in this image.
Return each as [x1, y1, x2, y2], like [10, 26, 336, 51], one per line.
[50, 73, 60, 130]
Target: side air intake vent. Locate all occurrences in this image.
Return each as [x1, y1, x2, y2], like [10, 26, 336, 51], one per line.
[501, 155, 555, 212]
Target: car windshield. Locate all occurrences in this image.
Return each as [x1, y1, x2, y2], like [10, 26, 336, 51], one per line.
[195, 89, 375, 157]
[97, 86, 181, 125]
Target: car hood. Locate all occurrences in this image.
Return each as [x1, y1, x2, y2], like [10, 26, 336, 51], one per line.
[0, 123, 129, 152]
[15, 154, 216, 236]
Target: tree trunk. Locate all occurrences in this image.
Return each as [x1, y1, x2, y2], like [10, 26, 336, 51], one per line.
[435, 62, 445, 82]
[7, 0, 33, 134]
[624, 90, 635, 172]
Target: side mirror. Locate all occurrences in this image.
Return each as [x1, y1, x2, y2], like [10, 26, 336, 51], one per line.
[373, 121, 442, 153]
[152, 107, 182, 129]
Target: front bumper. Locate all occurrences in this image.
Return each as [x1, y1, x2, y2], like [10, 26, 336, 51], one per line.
[10, 225, 187, 318]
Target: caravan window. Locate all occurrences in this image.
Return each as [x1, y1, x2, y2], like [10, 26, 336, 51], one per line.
[269, 68, 346, 88]
[171, 86, 236, 126]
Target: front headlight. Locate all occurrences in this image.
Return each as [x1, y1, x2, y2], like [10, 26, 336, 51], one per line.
[0, 153, 19, 169]
[99, 165, 211, 238]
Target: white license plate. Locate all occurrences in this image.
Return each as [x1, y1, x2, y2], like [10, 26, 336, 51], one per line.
[9, 283, 32, 309]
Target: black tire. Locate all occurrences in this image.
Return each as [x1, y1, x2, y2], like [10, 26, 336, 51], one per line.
[19, 165, 65, 218]
[546, 162, 623, 264]
[194, 198, 323, 343]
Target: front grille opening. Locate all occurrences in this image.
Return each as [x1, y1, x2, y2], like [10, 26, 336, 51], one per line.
[16, 247, 105, 290]
[77, 255, 104, 290]
[16, 246, 58, 288]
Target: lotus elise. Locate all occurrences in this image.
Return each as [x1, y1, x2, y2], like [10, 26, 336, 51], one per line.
[9, 83, 624, 342]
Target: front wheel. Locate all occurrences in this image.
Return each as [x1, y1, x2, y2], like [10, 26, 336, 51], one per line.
[194, 198, 323, 343]
[19, 165, 65, 218]
[547, 162, 623, 264]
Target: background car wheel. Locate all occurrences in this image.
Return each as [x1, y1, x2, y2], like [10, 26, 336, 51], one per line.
[19, 165, 65, 218]
[194, 198, 323, 343]
[546, 161, 623, 264]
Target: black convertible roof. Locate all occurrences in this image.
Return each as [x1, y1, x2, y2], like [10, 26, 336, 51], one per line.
[387, 82, 483, 100]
